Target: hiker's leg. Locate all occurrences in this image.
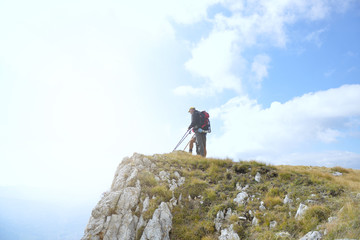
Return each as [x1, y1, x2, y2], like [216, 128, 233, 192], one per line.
[195, 132, 205, 157]
[189, 136, 195, 153]
[204, 134, 207, 157]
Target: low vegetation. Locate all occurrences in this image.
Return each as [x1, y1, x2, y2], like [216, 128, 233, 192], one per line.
[132, 151, 360, 239]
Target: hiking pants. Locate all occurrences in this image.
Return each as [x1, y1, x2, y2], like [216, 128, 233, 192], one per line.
[189, 135, 196, 151]
[195, 132, 207, 157]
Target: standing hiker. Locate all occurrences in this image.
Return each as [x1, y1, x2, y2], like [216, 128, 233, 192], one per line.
[188, 107, 210, 157]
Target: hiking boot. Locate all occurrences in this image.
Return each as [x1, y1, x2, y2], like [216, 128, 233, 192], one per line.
[189, 149, 192, 153]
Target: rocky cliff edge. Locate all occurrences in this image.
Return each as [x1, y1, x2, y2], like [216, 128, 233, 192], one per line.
[82, 152, 360, 240]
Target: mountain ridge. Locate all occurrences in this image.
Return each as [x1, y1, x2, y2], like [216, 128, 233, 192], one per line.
[82, 152, 360, 240]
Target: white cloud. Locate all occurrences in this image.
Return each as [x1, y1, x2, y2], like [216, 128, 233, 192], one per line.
[251, 54, 271, 87]
[266, 151, 360, 168]
[208, 84, 360, 166]
[175, 29, 242, 95]
[176, 0, 354, 94]
[305, 28, 328, 47]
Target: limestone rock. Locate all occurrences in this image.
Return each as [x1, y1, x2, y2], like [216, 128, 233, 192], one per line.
[276, 231, 291, 238]
[159, 170, 170, 181]
[284, 194, 293, 205]
[219, 224, 240, 240]
[142, 196, 150, 213]
[215, 210, 225, 232]
[295, 203, 309, 219]
[299, 231, 322, 240]
[255, 172, 261, 182]
[270, 220, 277, 229]
[140, 202, 172, 240]
[252, 217, 259, 226]
[259, 201, 266, 211]
[234, 191, 248, 205]
[332, 172, 343, 176]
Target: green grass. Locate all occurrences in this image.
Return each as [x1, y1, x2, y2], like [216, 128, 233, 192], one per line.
[129, 151, 360, 239]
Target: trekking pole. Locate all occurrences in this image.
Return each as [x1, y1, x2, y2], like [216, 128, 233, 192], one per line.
[183, 134, 194, 151]
[173, 129, 191, 151]
[173, 129, 192, 151]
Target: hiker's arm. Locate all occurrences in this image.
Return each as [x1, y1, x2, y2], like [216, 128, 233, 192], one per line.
[188, 113, 198, 129]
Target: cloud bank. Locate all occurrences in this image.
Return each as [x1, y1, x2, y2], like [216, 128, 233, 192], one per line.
[208, 84, 360, 166]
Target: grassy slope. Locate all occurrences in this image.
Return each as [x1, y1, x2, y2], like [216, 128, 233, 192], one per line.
[128, 152, 360, 240]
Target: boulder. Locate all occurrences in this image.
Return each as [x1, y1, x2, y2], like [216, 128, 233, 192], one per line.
[214, 210, 225, 232]
[259, 201, 266, 211]
[284, 195, 293, 205]
[140, 202, 172, 240]
[255, 172, 261, 182]
[270, 220, 277, 229]
[234, 191, 248, 205]
[295, 203, 308, 219]
[252, 217, 259, 226]
[276, 231, 291, 238]
[219, 224, 240, 240]
[299, 231, 322, 240]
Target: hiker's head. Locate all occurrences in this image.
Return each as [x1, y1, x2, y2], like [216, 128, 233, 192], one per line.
[188, 107, 195, 114]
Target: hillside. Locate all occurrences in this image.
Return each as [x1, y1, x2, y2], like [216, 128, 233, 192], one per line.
[82, 152, 360, 240]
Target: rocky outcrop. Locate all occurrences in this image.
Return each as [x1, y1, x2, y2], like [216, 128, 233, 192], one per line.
[140, 202, 172, 240]
[81, 152, 359, 240]
[82, 154, 172, 240]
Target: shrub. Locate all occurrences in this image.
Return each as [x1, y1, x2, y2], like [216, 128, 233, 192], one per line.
[138, 171, 157, 188]
[300, 205, 330, 233]
[150, 185, 172, 202]
[331, 166, 350, 174]
[203, 189, 217, 205]
[279, 171, 292, 181]
[183, 178, 208, 198]
[234, 164, 250, 174]
[263, 196, 282, 209]
[267, 187, 282, 197]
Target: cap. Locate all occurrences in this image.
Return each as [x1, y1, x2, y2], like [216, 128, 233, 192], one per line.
[188, 107, 195, 112]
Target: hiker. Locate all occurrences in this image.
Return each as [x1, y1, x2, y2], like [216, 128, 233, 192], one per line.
[188, 107, 208, 157]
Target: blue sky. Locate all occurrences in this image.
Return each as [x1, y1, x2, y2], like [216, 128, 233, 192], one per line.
[0, 1, 360, 238]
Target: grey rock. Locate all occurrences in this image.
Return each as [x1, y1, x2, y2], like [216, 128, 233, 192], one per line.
[142, 196, 150, 213]
[140, 202, 172, 240]
[295, 203, 308, 219]
[332, 172, 343, 176]
[215, 210, 225, 231]
[116, 187, 141, 215]
[299, 231, 322, 240]
[270, 220, 277, 229]
[276, 231, 291, 238]
[159, 171, 170, 181]
[259, 201, 266, 211]
[219, 224, 240, 240]
[284, 194, 293, 205]
[234, 191, 248, 205]
[252, 217, 259, 226]
[328, 216, 337, 223]
[255, 172, 261, 182]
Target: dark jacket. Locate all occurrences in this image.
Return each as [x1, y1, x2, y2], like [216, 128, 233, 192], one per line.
[188, 110, 201, 130]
